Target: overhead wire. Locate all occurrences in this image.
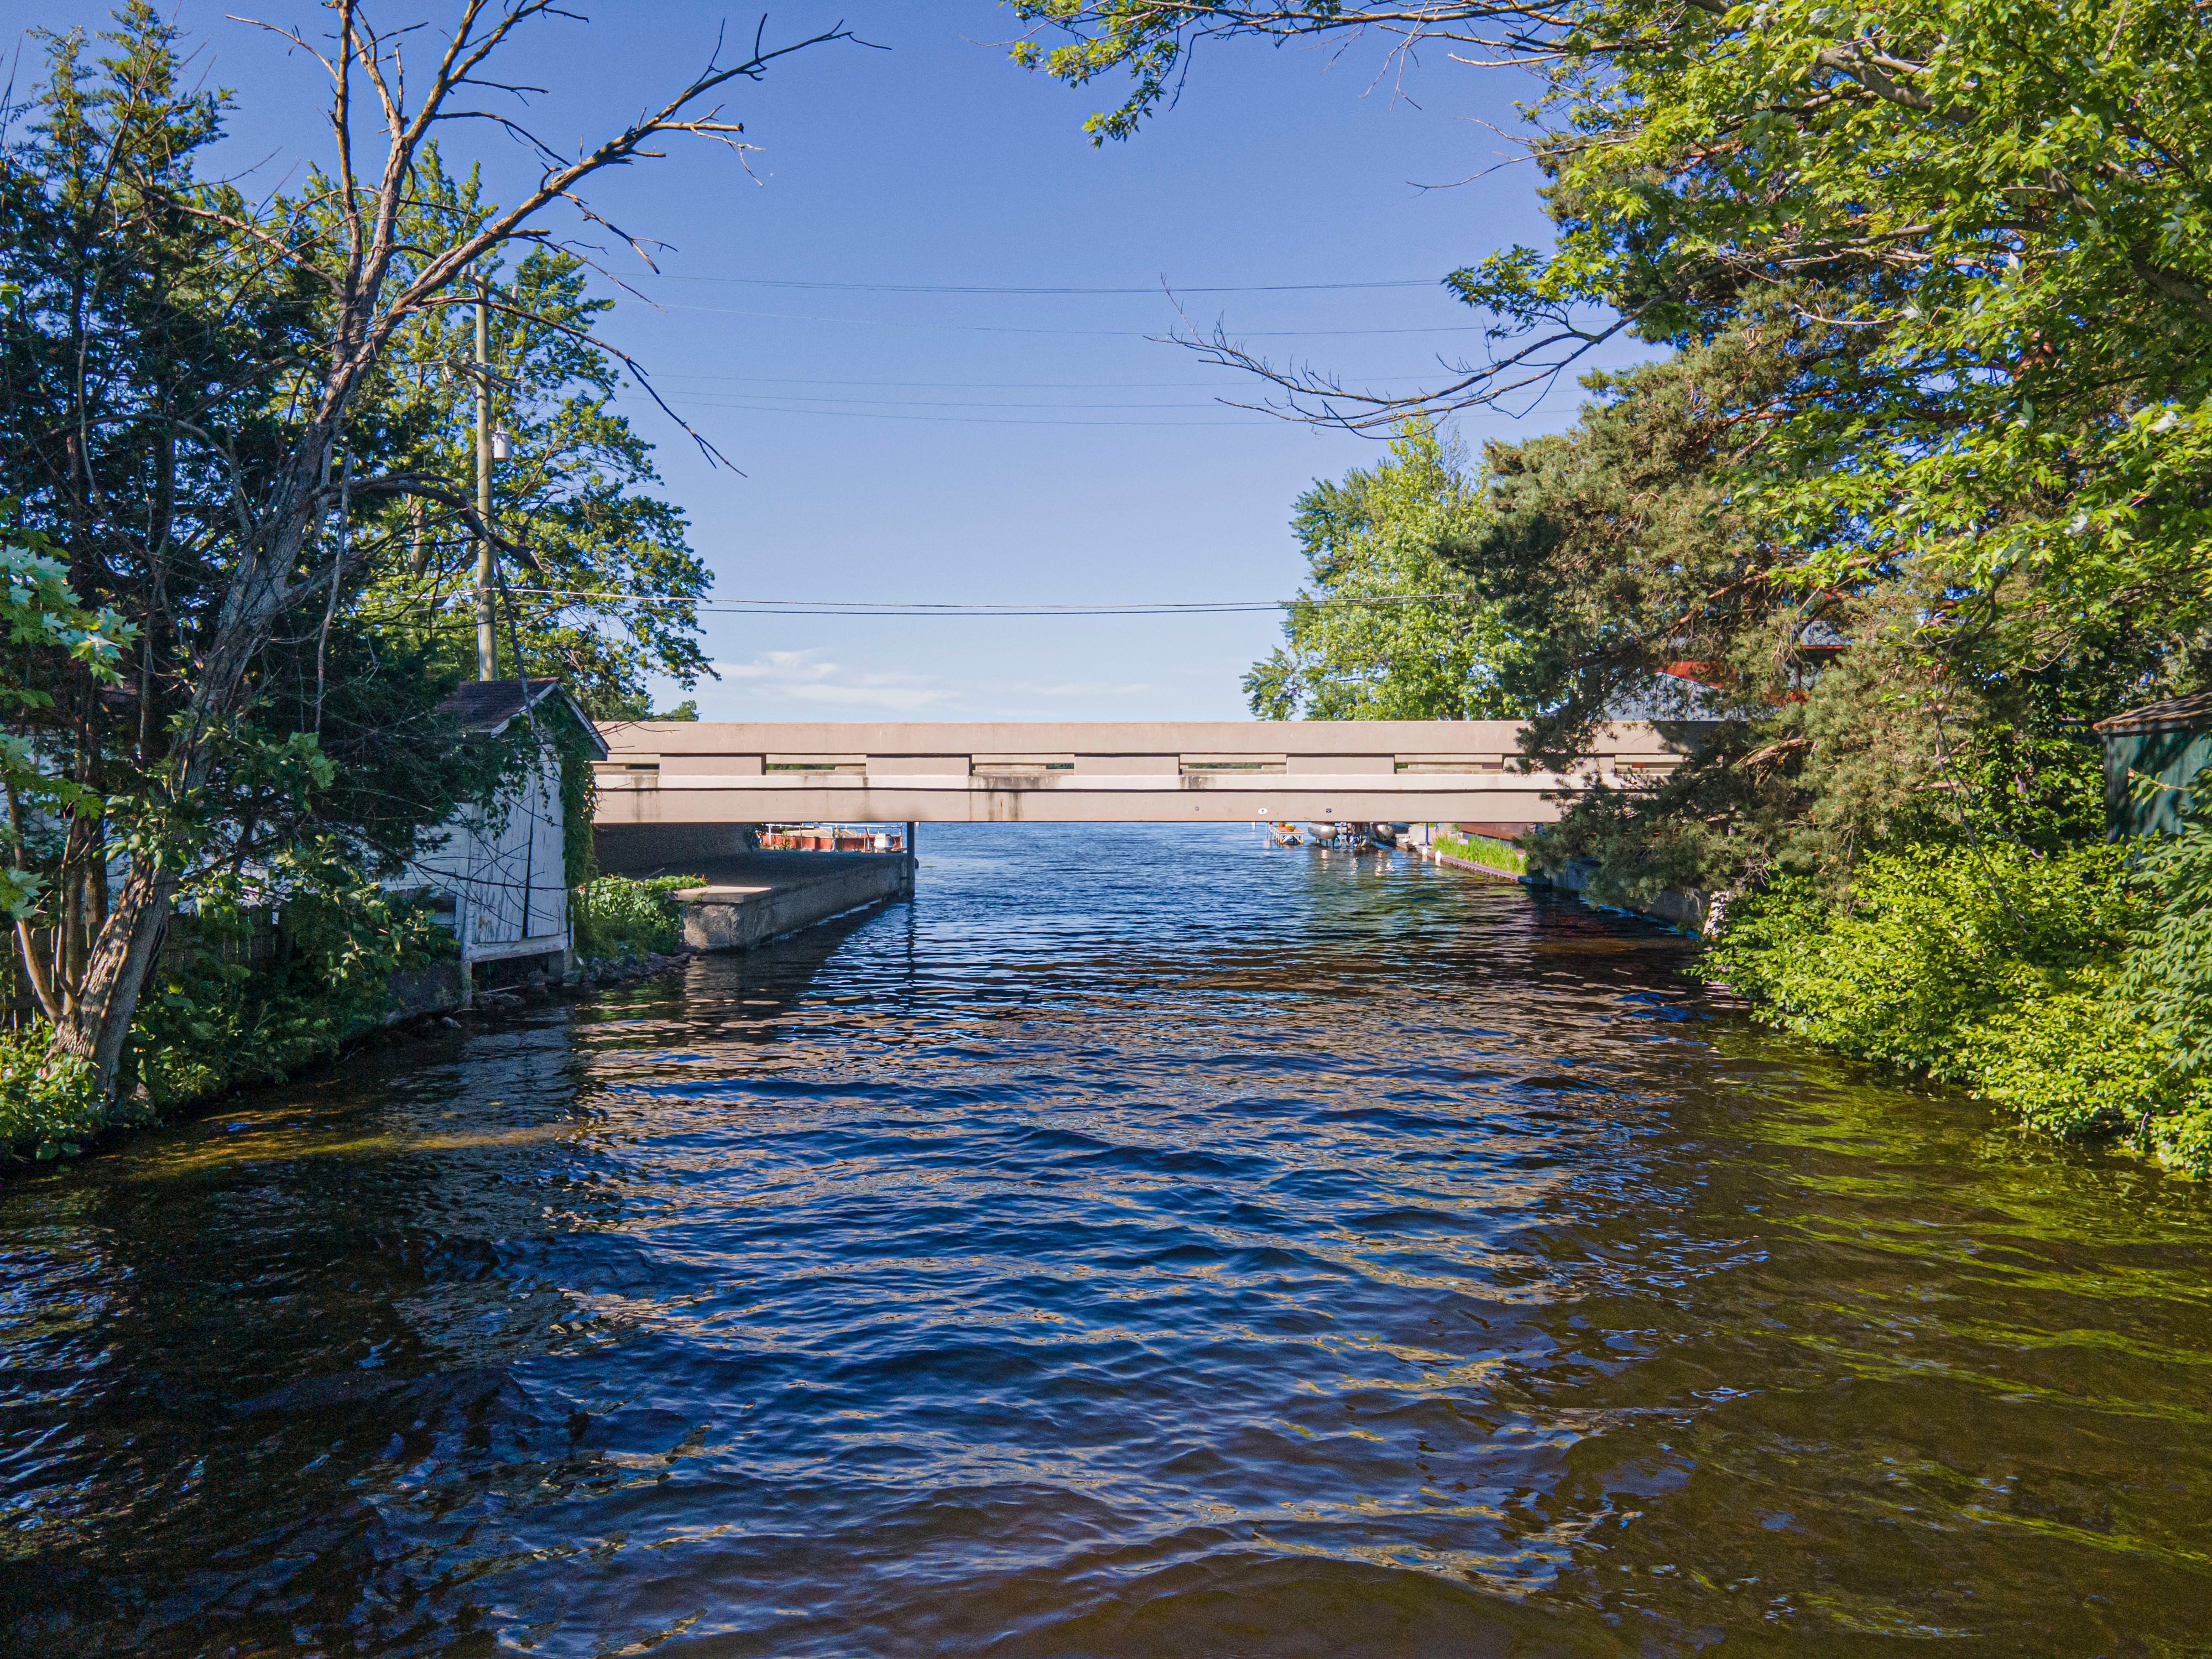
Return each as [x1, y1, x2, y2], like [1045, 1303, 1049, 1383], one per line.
[355, 588, 1474, 620]
[614, 272, 1490, 416]
[671, 392, 1258, 409]
[655, 401, 1272, 428]
[646, 373, 1444, 390]
[489, 586, 1475, 617]
[657, 302, 1482, 339]
[654, 393, 1525, 428]
[646, 275, 1444, 295]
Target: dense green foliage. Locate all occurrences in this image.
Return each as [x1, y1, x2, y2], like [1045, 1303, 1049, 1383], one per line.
[1245, 425, 1517, 720]
[0, 11, 499, 1075]
[0, 6, 744, 1112]
[0, 512, 137, 916]
[1710, 842, 2142, 1086]
[573, 874, 702, 962]
[1018, 0, 2212, 1172]
[2124, 825, 2212, 1082]
[0, 1026, 108, 1161]
[0, 854, 453, 1157]
[1710, 837, 2212, 1175]
[124, 867, 453, 1109]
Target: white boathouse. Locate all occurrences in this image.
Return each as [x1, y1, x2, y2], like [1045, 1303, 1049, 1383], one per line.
[406, 678, 605, 1000]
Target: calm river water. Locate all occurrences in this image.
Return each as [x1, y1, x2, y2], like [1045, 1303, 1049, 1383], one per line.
[4, 824, 2210, 1656]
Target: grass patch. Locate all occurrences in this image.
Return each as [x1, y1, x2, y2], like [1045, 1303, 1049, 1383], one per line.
[1434, 831, 1528, 877]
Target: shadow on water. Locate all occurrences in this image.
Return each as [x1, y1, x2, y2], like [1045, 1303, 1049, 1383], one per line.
[3, 823, 2209, 1657]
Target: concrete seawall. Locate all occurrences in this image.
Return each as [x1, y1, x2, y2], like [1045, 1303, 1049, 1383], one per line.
[1536, 857, 1710, 933]
[1416, 838, 1709, 934]
[1428, 848, 1521, 880]
[676, 851, 911, 953]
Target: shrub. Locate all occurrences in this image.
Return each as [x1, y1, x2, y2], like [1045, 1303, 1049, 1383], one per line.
[0, 1025, 108, 1161]
[1706, 838, 2212, 1178]
[2122, 820, 2212, 1080]
[124, 878, 455, 1109]
[1963, 974, 2187, 1142]
[2148, 1103, 2212, 1180]
[1707, 841, 2143, 1079]
[573, 873, 702, 960]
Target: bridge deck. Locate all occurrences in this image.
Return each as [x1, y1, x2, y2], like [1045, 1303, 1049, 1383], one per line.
[591, 720, 1700, 826]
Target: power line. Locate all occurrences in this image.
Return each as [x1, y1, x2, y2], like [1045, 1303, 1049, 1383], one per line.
[651, 373, 1431, 389]
[660, 392, 1525, 427]
[648, 275, 1443, 295]
[660, 399, 1270, 429]
[664, 394, 1265, 409]
[373, 588, 1476, 619]
[650, 373, 1449, 391]
[660, 302, 1481, 339]
[654, 373, 1248, 389]
[497, 586, 1474, 617]
[671, 392, 1256, 409]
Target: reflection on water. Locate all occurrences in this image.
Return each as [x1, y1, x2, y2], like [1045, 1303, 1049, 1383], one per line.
[3, 824, 2209, 1657]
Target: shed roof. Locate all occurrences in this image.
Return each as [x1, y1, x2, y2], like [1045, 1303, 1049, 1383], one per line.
[1797, 618, 1849, 651]
[436, 677, 609, 759]
[2093, 692, 2212, 736]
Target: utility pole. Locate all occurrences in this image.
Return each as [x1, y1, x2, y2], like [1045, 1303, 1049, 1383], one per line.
[474, 274, 497, 681]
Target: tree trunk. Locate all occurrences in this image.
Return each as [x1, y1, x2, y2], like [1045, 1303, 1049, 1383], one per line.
[58, 813, 101, 1016]
[15, 921, 61, 1027]
[50, 440, 326, 1101]
[51, 856, 179, 1091]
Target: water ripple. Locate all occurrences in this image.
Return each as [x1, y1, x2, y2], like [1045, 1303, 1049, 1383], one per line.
[3, 824, 2210, 1656]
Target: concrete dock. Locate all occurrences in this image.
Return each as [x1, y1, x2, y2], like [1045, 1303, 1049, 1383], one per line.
[668, 851, 912, 954]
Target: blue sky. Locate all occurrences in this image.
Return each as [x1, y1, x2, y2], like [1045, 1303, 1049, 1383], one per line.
[18, 2, 1629, 718]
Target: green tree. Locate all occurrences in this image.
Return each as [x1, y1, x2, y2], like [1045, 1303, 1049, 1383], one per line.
[1245, 424, 1518, 720]
[1011, 1, 2212, 1176]
[0, 13, 516, 1053]
[1018, 0, 2208, 870]
[1013, 1, 2212, 701]
[1, 5, 849, 1098]
[358, 158, 711, 718]
[1452, 320, 2116, 895]
[1453, 332, 1791, 753]
[489, 251, 710, 718]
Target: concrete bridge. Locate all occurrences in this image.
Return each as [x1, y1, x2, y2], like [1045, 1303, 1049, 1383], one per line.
[591, 720, 1701, 864]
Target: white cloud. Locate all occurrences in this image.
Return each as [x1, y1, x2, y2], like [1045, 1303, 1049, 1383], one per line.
[1022, 680, 1153, 698]
[702, 649, 963, 713]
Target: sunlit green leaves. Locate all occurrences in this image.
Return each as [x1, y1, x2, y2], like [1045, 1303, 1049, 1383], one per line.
[1243, 424, 1520, 721]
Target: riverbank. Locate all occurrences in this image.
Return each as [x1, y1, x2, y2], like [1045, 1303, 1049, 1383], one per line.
[1417, 830, 1707, 934]
[1416, 822, 2212, 1180]
[3, 853, 917, 1169]
[0, 939, 706, 1169]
